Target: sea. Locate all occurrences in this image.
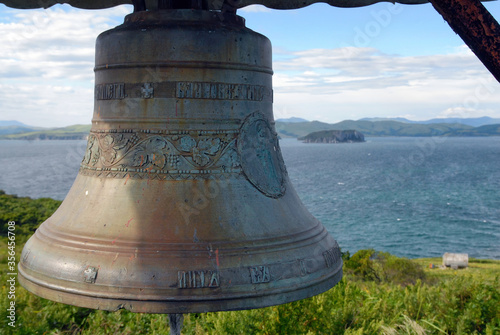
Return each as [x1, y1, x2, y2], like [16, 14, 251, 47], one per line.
[1, 137, 499, 260]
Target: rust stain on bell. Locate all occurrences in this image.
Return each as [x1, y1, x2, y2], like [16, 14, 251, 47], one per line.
[17, 9, 343, 313]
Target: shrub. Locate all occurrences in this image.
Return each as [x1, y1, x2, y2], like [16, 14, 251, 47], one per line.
[344, 249, 427, 285]
[0, 191, 61, 241]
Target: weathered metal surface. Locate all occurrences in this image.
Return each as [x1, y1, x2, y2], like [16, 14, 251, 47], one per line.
[429, 0, 500, 83]
[169, 314, 184, 335]
[18, 9, 343, 313]
[0, 0, 428, 10]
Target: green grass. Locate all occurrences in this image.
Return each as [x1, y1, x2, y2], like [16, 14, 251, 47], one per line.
[0, 190, 61, 243]
[1, 193, 499, 334]
[414, 258, 500, 285]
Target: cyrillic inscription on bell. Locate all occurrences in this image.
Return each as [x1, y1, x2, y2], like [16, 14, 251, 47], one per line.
[18, 9, 343, 314]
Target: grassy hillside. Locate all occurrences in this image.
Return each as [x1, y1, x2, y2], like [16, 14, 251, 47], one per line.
[275, 120, 339, 138]
[0, 125, 43, 136]
[0, 124, 91, 140]
[275, 120, 491, 138]
[360, 116, 500, 127]
[451, 124, 500, 136]
[1, 192, 498, 334]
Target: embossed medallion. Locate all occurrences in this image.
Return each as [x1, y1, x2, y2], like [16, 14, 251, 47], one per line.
[238, 113, 286, 198]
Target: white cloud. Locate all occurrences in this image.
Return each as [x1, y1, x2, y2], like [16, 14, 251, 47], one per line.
[272, 47, 500, 122]
[0, 6, 131, 127]
[239, 5, 272, 13]
[1, 5, 499, 127]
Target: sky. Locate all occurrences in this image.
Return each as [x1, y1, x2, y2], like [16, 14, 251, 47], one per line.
[0, 2, 499, 127]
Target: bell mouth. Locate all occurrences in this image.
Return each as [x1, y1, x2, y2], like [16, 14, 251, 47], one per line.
[19, 268, 342, 314]
[19, 217, 342, 313]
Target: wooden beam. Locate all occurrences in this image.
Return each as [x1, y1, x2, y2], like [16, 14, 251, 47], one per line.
[429, 0, 500, 82]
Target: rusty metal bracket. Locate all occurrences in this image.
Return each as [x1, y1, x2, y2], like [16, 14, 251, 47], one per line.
[429, 0, 500, 82]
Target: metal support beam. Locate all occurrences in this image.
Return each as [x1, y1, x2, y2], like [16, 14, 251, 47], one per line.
[429, 0, 500, 82]
[169, 314, 184, 335]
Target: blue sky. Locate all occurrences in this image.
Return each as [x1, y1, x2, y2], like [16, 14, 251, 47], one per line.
[244, 3, 463, 56]
[0, 2, 499, 127]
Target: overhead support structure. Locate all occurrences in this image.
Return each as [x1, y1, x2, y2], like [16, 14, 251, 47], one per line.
[0, 0, 429, 10]
[429, 0, 500, 83]
[2, 0, 500, 333]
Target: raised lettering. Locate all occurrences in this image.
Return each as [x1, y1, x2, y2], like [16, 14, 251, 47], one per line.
[323, 248, 341, 268]
[176, 81, 267, 101]
[95, 83, 125, 100]
[249, 266, 270, 284]
[178, 270, 220, 288]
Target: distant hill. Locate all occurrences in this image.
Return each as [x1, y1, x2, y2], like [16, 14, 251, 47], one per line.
[276, 120, 500, 138]
[0, 125, 43, 136]
[0, 120, 34, 127]
[0, 124, 91, 140]
[360, 117, 414, 123]
[421, 117, 500, 127]
[450, 124, 500, 136]
[0, 120, 44, 136]
[2, 117, 500, 140]
[275, 117, 309, 123]
[360, 116, 500, 127]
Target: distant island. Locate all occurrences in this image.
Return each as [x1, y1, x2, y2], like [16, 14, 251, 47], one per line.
[299, 130, 365, 143]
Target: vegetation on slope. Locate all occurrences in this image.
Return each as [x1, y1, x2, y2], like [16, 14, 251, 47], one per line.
[1, 192, 498, 334]
[0, 124, 91, 140]
[276, 120, 500, 138]
[0, 191, 61, 241]
[0, 126, 44, 136]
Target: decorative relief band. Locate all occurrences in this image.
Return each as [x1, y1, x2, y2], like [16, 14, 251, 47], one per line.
[94, 81, 272, 102]
[79, 114, 285, 198]
[80, 129, 241, 179]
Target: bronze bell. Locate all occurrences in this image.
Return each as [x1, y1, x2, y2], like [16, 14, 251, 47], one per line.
[18, 8, 343, 314]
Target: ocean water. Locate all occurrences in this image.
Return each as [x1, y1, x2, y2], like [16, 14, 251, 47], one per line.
[0, 137, 499, 259]
[280, 137, 500, 259]
[0, 140, 88, 200]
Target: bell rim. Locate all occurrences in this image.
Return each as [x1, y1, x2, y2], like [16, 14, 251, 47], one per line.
[19, 262, 343, 314]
